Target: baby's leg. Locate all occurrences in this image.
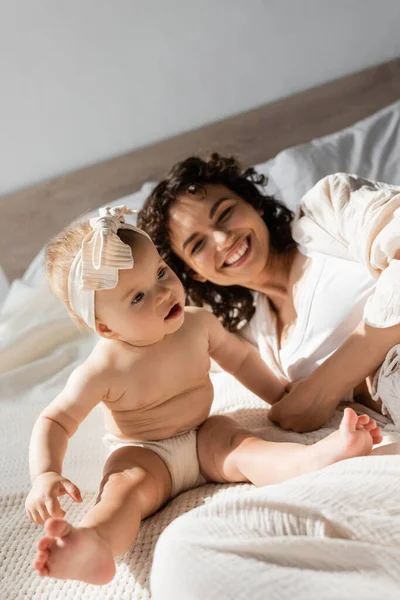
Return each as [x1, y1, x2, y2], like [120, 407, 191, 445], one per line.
[197, 409, 382, 487]
[33, 446, 171, 584]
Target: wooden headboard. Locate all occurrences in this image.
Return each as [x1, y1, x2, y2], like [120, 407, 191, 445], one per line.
[1, 58, 400, 282]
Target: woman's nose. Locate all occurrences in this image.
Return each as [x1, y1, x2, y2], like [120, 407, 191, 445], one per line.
[212, 229, 230, 249]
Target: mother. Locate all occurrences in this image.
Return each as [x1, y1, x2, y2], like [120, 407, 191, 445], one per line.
[138, 154, 400, 432]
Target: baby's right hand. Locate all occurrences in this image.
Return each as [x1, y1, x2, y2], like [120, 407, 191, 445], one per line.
[25, 472, 82, 525]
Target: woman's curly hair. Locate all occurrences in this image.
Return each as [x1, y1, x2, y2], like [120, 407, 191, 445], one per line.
[138, 153, 296, 331]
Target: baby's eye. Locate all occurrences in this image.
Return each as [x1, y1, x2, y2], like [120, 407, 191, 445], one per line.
[191, 239, 204, 255]
[158, 267, 167, 279]
[131, 292, 144, 305]
[217, 206, 233, 224]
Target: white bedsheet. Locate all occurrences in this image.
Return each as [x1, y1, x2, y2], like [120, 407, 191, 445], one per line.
[1, 100, 400, 599]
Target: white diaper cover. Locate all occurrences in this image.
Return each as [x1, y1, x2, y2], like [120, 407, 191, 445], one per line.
[103, 429, 206, 498]
[372, 344, 400, 430]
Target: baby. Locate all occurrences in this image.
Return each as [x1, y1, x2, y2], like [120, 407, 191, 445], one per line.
[26, 206, 382, 585]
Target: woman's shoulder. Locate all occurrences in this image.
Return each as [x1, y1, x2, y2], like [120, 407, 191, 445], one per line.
[299, 172, 399, 214]
[292, 173, 387, 262]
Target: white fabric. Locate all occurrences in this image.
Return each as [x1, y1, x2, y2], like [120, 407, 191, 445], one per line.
[2, 101, 400, 599]
[242, 250, 376, 385]
[255, 99, 400, 212]
[68, 205, 150, 330]
[292, 173, 400, 328]
[151, 451, 400, 600]
[372, 344, 400, 429]
[103, 429, 205, 498]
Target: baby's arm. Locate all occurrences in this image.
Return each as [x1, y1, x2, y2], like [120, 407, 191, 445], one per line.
[26, 361, 107, 524]
[202, 310, 285, 404]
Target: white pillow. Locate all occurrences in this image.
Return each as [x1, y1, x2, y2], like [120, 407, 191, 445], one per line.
[255, 99, 400, 212]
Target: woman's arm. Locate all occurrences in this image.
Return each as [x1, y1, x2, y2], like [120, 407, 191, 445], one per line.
[269, 316, 400, 433]
[310, 320, 400, 402]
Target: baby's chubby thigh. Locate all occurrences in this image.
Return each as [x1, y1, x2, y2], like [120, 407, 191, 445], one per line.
[197, 415, 255, 484]
[97, 444, 172, 518]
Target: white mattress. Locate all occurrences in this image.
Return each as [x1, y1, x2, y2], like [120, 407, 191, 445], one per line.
[1, 100, 400, 600]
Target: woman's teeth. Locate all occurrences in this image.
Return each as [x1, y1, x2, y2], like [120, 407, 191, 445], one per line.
[224, 238, 249, 266]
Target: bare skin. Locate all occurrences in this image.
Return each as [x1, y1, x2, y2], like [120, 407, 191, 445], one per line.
[26, 235, 382, 585]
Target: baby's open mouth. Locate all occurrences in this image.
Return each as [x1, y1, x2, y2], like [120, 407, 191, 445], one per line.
[165, 303, 183, 320]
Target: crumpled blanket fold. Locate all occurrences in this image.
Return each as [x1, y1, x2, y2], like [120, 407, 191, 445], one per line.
[293, 173, 400, 328]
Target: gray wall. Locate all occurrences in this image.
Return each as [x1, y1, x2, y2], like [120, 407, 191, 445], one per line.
[1, 0, 400, 194]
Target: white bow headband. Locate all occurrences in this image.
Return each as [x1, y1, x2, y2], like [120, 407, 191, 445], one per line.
[68, 205, 150, 330]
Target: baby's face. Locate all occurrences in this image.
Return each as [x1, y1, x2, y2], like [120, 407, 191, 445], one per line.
[94, 236, 185, 345]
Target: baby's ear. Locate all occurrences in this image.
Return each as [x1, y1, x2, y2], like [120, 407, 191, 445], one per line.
[184, 265, 207, 283]
[191, 272, 207, 283]
[96, 321, 119, 339]
[184, 266, 207, 283]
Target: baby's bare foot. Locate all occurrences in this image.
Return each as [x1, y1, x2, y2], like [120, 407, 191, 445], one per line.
[313, 407, 382, 469]
[338, 407, 382, 457]
[34, 518, 115, 584]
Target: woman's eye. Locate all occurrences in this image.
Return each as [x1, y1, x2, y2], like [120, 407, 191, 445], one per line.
[131, 292, 144, 305]
[217, 206, 233, 224]
[158, 267, 167, 279]
[191, 239, 204, 255]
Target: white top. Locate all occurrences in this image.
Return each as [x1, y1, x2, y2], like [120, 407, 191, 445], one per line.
[242, 250, 376, 385]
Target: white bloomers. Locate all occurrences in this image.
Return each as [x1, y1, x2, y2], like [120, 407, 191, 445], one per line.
[103, 429, 206, 498]
[372, 344, 400, 430]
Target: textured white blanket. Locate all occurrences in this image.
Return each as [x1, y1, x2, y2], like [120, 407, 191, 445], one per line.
[152, 450, 400, 600]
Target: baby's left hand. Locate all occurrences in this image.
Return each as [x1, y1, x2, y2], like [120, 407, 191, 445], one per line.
[268, 379, 338, 432]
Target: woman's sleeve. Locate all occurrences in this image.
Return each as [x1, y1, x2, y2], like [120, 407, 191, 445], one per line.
[292, 173, 400, 328]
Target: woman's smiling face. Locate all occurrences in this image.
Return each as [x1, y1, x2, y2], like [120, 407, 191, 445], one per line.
[168, 184, 271, 288]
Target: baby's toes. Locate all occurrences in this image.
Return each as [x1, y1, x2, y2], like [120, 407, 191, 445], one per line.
[36, 537, 53, 552]
[33, 548, 51, 576]
[370, 427, 383, 445]
[34, 549, 48, 569]
[355, 414, 370, 429]
[34, 537, 56, 573]
[34, 561, 49, 577]
[363, 418, 377, 432]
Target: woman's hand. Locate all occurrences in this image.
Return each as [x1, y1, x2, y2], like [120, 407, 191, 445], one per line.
[268, 379, 338, 432]
[269, 319, 400, 433]
[25, 471, 82, 525]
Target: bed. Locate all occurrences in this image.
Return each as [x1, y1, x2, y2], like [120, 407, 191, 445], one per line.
[1, 58, 400, 600]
